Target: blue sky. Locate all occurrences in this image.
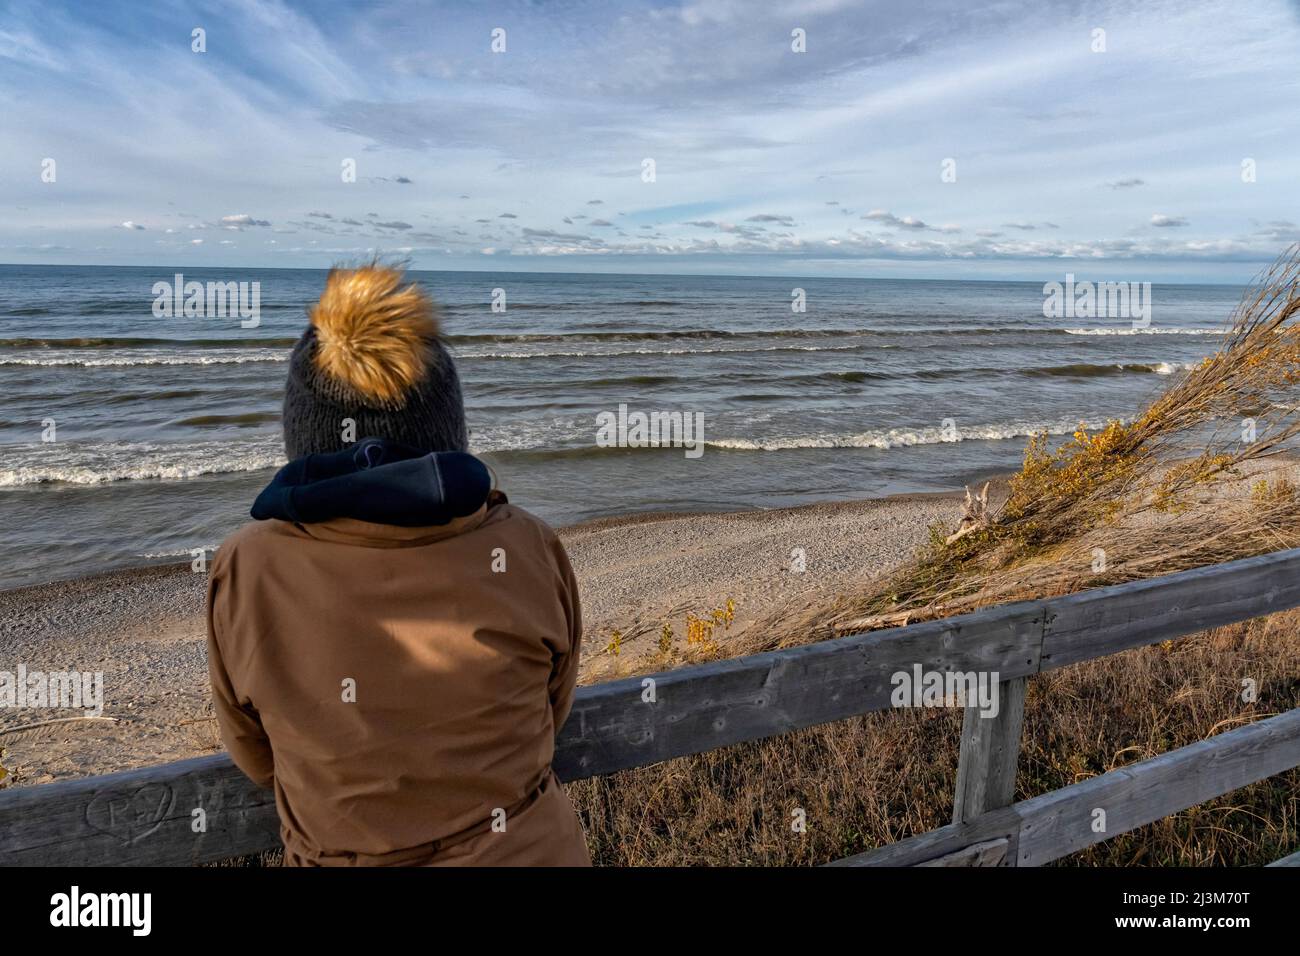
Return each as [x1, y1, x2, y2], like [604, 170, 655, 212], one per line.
[1, 0, 1298, 281]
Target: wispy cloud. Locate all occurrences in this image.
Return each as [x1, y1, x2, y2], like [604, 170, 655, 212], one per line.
[1, 0, 1298, 280]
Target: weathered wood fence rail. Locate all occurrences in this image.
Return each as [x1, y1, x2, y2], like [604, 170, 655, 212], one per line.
[5, 547, 1300, 866]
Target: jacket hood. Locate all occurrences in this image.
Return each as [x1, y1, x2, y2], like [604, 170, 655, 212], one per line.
[251, 437, 491, 527]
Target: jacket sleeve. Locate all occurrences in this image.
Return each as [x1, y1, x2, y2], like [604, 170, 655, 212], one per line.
[548, 537, 583, 733]
[205, 568, 275, 789]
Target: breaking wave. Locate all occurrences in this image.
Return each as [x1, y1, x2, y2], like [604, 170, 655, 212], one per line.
[0, 437, 285, 486]
[704, 420, 1111, 452]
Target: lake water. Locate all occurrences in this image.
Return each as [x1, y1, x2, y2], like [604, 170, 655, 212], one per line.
[0, 264, 1242, 589]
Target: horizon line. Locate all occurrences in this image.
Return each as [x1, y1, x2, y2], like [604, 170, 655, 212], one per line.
[0, 260, 1250, 288]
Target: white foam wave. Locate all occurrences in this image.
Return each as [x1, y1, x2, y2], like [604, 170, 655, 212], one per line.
[459, 344, 866, 360]
[0, 438, 285, 486]
[706, 420, 1111, 452]
[1062, 327, 1220, 336]
[137, 545, 221, 558]
[0, 349, 289, 367]
[0, 417, 1128, 485]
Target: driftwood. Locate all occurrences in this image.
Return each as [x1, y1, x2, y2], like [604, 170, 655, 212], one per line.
[945, 481, 990, 545]
[834, 610, 914, 633]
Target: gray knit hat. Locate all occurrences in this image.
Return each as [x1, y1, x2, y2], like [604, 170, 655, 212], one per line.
[281, 264, 468, 460]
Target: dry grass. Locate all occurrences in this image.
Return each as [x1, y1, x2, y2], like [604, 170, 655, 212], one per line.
[568, 610, 1300, 866]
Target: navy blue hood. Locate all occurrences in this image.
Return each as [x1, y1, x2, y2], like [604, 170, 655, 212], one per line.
[252, 437, 492, 527]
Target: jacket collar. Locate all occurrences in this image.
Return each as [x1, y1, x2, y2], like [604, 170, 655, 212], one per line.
[252, 437, 492, 529]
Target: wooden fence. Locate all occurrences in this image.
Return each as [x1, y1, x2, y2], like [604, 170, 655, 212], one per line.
[4, 547, 1300, 866]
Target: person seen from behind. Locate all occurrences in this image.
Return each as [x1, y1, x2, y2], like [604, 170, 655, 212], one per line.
[205, 263, 591, 866]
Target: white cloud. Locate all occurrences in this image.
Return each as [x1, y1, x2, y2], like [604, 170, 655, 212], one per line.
[864, 210, 931, 230]
[220, 214, 271, 229]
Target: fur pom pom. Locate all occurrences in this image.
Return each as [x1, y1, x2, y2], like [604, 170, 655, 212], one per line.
[309, 264, 438, 404]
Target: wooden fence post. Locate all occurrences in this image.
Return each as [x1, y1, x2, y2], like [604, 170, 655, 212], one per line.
[951, 676, 1027, 828]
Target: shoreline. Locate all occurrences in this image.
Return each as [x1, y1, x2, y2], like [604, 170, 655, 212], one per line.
[0, 483, 988, 599]
[0, 485, 975, 787]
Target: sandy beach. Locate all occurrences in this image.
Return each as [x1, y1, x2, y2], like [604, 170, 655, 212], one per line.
[0, 488, 968, 788]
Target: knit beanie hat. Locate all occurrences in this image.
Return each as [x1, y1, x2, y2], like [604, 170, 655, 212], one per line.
[282, 264, 469, 459]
